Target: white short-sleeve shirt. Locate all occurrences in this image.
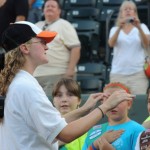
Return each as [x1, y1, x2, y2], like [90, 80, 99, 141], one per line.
[0, 70, 67, 150]
[109, 23, 150, 75]
[34, 18, 81, 76]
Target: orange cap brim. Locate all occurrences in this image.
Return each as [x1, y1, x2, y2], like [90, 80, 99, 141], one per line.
[37, 31, 57, 43]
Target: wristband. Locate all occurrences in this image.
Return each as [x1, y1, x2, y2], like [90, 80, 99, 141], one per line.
[91, 143, 97, 150]
[97, 106, 104, 118]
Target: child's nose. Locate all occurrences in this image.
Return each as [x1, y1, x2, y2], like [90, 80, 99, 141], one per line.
[61, 95, 68, 101]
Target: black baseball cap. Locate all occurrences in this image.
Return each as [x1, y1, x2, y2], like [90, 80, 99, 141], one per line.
[1, 21, 57, 52]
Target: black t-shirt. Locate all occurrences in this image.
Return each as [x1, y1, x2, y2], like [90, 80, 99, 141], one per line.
[0, 0, 28, 46]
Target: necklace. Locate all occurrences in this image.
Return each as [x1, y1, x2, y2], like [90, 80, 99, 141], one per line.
[42, 18, 60, 30]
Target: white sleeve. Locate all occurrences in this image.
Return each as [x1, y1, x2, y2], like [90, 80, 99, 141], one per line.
[141, 23, 150, 35]
[134, 132, 141, 150]
[109, 26, 119, 39]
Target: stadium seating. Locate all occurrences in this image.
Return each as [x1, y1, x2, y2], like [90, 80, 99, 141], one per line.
[64, 0, 101, 10]
[77, 62, 106, 93]
[66, 7, 100, 21]
[71, 20, 101, 63]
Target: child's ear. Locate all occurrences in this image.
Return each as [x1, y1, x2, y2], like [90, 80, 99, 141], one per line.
[127, 100, 133, 110]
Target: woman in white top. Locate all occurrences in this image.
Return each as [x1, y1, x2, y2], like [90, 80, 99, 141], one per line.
[0, 21, 133, 150]
[108, 1, 150, 94]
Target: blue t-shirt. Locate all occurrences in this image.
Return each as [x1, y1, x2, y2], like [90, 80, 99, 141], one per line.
[82, 120, 145, 150]
[32, 0, 44, 8]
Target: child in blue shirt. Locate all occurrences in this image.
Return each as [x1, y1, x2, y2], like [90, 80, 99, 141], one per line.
[83, 82, 145, 150]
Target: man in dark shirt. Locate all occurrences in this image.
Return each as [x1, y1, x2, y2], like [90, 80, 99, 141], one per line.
[0, 0, 28, 70]
[0, 0, 28, 50]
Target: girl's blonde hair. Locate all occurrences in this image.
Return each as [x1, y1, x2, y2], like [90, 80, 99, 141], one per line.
[116, 1, 139, 26]
[0, 47, 25, 96]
